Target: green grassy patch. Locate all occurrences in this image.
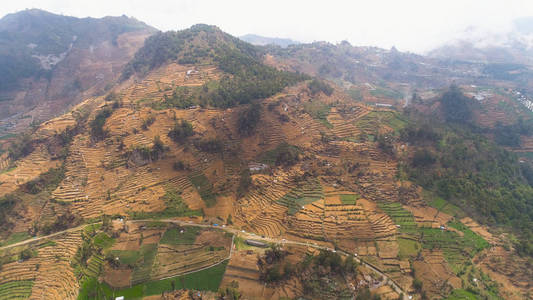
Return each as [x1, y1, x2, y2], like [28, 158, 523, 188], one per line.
[419, 222, 488, 274]
[448, 221, 489, 253]
[397, 238, 419, 258]
[370, 86, 403, 99]
[160, 226, 201, 245]
[108, 250, 141, 266]
[0, 232, 31, 247]
[37, 240, 57, 248]
[131, 244, 158, 285]
[427, 193, 464, 217]
[277, 179, 323, 215]
[378, 202, 417, 234]
[355, 111, 407, 135]
[303, 99, 332, 128]
[445, 289, 479, 300]
[0, 280, 34, 299]
[339, 194, 358, 205]
[234, 236, 254, 250]
[189, 173, 216, 207]
[79, 261, 229, 299]
[93, 232, 115, 249]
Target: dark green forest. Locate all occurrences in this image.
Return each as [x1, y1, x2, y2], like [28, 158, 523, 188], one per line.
[401, 86, 533, 256]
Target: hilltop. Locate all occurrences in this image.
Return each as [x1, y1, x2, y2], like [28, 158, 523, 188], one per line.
[0, 19, 531, 300]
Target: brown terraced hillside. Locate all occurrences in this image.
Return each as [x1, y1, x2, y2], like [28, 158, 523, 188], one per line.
[0, 21, 532, 300]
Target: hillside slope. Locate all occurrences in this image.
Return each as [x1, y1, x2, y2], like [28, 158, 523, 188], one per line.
[0, 23, 531, 300]
[0, 9, 156, 135]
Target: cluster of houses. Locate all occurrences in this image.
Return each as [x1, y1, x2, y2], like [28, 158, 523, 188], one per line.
[512, 90, 533, 112]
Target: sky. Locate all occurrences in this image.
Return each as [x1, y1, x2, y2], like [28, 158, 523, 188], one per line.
[1, 0, 533, 53]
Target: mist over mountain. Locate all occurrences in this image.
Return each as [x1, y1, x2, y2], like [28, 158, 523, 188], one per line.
[239, 34, 299, 48]
[428, 16, 533, 65]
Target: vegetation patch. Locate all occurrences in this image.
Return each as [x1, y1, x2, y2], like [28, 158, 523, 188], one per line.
[303, 99, 332, 128]
[237, 103, 261, 136]
[0, 232, 31, 247]
[397, 237, 419, 258]
[277, 179, 323, 215]
[444, 289, 478, 300]
[378, 202, 417, 234]
[400, 116, 533, 256]
[259, 142, 301, 166]
[92, 232, 115, 249]
[308, 79, 333, 96]
[0, 280, 34, 299]
[79, 260, 228, 299]
[189, 173, 216, 207]
[356, 111, 406, 135]
[108, 250, 141, 266]
[130, 187, 202, 219]
[369, 86, 403, 99]
[90, 107, 113, 140]
[126, 25, 307, 108]
[160, 226, 201, 245]
[168, 119, 194, 143]
[339, 194, 358, 205]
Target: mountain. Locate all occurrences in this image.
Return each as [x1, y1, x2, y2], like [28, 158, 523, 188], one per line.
[0, 9, 156, 134]
[0, 15, 532, 300]
[240, 33, 299, 47]
[428, 17, 533, 66]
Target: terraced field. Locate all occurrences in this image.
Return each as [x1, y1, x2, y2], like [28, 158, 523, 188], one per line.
[277, 179, 324, 215]
[0, 231, 82, 300]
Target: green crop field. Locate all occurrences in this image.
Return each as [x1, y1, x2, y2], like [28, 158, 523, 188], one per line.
[397, 237, 419, 258]
[340, 194, 358, 205]
[92, 232, 115, 249]
[79, 261, 229, 299]
[444, 289, 478, 300]
[277, 179, 323, 215]
[378, 202, 417, 234]
[0, 280, 34, 299]
[160, 226, 201, 245]
[108, 249, 141, 266]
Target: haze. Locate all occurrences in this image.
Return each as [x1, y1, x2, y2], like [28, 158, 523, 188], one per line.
[2, 0, 533, 53]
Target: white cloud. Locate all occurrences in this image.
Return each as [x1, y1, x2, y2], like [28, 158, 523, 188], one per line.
[1, 0, 533, 53]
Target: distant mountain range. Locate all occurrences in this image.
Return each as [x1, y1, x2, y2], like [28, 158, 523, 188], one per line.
[428, 17, 533, 65]
[239, 34, 299, 48]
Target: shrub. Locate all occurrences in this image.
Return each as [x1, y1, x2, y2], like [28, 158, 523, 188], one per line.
[237, 103, 261, 136]
[141, 116, 155, 130]
[308, 79, 333, 96]
[90, 108, 113, 140]
[8, 134, 34, 160]
[275, 143, 300, 166]
[168, 119, 194, 142]
[440, 84, 472, 123]
[194, 138, 223, 153]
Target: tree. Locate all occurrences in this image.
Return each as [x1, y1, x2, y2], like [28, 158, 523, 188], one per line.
[168, 119, 194, 142]
[237, 103, 261, 136]
[440, 84, 472, 123]
[308, 79, 333, 96]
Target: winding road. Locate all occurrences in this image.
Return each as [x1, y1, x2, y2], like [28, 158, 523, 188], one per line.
[0, 219, 410, 299]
